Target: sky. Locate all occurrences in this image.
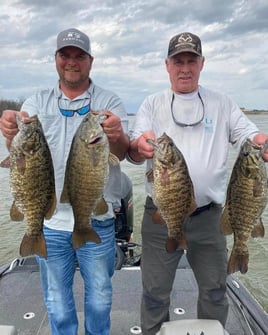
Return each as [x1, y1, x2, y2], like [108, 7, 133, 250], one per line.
[1, 0, 268, 113]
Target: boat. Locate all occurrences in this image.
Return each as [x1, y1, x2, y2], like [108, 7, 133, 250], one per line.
[0, 173, 268, 335]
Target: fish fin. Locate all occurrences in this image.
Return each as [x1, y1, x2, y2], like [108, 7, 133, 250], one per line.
[227, 249, 249, 274]
[177, 235, 188, 250]
[251, 218, 265, 238]
[189, 197, 197, 215]
[165, 238, 179, 253]
[10, 201, 24, 221]
[19, 233, 47, 258]
[152, 210, 166, 225]
[253, 179, 264, 197]
[108, 153, 120, 166]
[72, 228, 101, 249]
[93, 198, 108, 216]
[0, 156, 11, 168]
[45, 193, 57, 220]
[60, 184, 69, 203]
[220, 206, 233, 235]
[160, 168, 170, 186]
[16, 156, 26, 174]
[146, 169, 154, 183]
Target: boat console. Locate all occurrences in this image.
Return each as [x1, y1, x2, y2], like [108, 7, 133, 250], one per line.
[0, 325, 17, 335]
[156, 319, 229, 335]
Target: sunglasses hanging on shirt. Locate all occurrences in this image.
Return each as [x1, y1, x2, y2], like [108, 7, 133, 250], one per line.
[58, 93, 91, 117]
[171, 91, 204, 127]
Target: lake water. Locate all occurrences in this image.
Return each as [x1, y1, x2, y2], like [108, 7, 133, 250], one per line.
[0, 113, 268, 313]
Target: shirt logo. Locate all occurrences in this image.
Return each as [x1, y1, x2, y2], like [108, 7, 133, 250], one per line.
[204, 117, 213, 133]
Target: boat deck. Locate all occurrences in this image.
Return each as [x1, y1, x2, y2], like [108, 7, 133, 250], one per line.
[0, 255, 268, 335]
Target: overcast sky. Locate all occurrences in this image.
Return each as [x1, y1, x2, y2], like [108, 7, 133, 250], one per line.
[1, 0, 268, 113]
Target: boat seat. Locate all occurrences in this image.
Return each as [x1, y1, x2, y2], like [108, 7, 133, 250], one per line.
[156, 319, 230, 335]
[0, 325, 18, 335]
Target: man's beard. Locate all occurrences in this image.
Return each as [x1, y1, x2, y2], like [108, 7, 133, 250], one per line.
[61, 75, 88, 88]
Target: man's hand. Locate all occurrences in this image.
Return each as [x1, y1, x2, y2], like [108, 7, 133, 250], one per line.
[101, 110, 123, 143]
[136, 131, 156, 159]
[128, 130, 156, 163]
[253, 132, 268, 161]
[0, 110, 29, 140]
[100, 110, 129, 161]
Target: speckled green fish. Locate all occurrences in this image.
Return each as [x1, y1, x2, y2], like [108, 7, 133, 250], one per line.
[7, 114, 56, 258]
[147, 133, 197, 252]
[60, 111, 119, 249]
[221, 138, 268, 274]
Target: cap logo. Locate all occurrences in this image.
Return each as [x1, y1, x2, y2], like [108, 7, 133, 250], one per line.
[67, 32, 81, 39]
[178, 34, 193, 43]
[63, 31, 85, 45]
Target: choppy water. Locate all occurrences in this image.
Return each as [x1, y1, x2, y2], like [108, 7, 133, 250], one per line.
[0, 114, 268, 312]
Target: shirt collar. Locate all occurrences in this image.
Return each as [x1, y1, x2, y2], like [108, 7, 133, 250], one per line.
[54, 79, 95, 100]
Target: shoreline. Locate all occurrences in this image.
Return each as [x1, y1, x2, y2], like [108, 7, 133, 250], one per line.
[127, 110, 268, 116]
[241, 108, 268, 115]
[244, 111, 268, 115]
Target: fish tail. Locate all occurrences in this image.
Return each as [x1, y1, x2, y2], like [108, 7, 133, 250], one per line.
[19, 233, 47, 258]
[72, 229, 101, 249]
[227, 249, 249, 274]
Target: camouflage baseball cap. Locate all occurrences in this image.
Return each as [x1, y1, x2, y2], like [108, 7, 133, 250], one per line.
[56, 28, 91, 55]
[167, 32, 202, 58]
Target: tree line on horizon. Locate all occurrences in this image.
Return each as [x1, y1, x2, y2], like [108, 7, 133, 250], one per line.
[0, 98, 267, 118]
[0, 99, 24, 117]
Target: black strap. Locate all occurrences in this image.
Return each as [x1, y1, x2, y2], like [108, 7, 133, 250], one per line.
[190, 202, 213, 217]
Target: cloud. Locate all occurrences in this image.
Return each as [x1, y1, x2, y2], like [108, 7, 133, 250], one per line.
[0, 0, 268, 111]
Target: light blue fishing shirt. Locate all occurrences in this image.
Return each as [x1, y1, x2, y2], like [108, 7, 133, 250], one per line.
[21, 80, 128, 231]
[130, 86, 259, 207]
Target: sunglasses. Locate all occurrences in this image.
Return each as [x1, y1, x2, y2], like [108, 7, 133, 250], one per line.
[171, 91, 204, 127]
[58, 95, 91, 117]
